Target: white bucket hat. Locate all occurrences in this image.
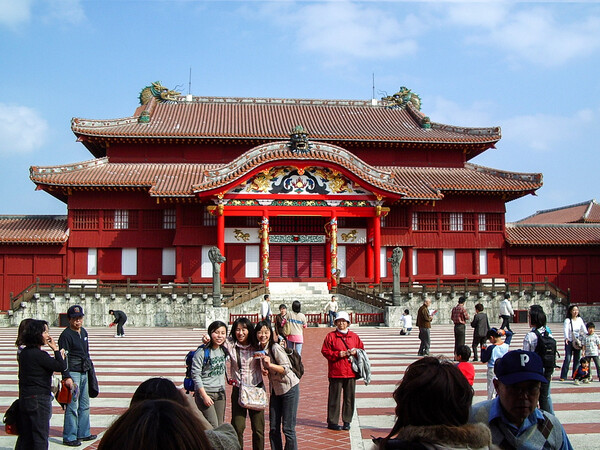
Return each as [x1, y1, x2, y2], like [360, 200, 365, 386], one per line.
[334, 311, 351, 324]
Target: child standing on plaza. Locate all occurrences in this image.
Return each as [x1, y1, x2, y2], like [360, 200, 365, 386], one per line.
[481, 328, 510, 399]
[455, 345, 475, 386]
[584, 322, 600, 381]
[573, 357, 591, 384]
[400, 309, 412, 335]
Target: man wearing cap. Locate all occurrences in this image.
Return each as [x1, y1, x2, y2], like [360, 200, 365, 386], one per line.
[58, 305, 97, 447]
[470, 350, 573, 450]
[321, 311, 364, 431]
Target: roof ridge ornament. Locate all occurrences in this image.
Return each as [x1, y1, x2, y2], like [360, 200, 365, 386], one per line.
[139, 81, 181, 105]
[381, 86, 421, 111]
[288, 125, 312, 154]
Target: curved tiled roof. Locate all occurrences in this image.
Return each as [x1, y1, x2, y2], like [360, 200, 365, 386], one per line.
[516, 199, 600, 224]
[0, 216, 68, 244]
[30, 142, 542, 201]
[506, 223, 600, 246]
[71, 96, 501, 154]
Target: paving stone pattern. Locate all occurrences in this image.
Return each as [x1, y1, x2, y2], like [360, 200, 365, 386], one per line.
[0, 323, 598, 449]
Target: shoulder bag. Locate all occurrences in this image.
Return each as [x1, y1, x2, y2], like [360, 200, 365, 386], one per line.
[3, 399, 19, 435]
[235, 347, 267, 411]
[571, 319, 583, 350]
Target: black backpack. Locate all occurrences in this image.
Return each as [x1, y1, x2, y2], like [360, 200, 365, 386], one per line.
[274, 344, 304, 379]
[534, 329, 558, 373]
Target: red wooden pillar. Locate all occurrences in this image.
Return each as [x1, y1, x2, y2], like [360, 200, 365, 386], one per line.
[366, 220, 374, 279]
[260, 213, 270, 286]
[373, 216, 381, 284]
[329, 216, 338, 287]
[217, 205, 225, 283]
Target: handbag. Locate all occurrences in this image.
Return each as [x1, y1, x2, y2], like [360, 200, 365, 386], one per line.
[570, 319, 583, 350]
[282, 319, 291, 337]
[235, 347, 267, 411]
[56, 379, 77, 410]
[51, 374, 62, 396]
[3, 399, 19, 435]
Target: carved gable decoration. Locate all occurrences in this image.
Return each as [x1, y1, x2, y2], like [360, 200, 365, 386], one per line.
[288, 125, 312, 154]
[229, 167, 371, 196]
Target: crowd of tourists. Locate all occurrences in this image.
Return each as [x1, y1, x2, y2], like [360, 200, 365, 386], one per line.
[8, 296, 598, 450]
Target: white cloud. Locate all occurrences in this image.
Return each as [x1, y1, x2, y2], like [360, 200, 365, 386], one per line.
[446, 4, 600, 67]
[500, 108, 595, 152]
[427, 96, 496, 128]
[0, 104, 49, 155]
[261, 1, 422, 63]
[0, 0, 32, 27]
[43, 0, 86, 26]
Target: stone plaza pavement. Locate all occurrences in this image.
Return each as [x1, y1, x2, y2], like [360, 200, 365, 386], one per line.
[1, 323, 598, 449]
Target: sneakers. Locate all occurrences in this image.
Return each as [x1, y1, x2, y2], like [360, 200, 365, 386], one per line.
[62, 440, 81, 447]
[574, 379, 579, 385]
[114, 334, 123, 338]
[583, 378, 591, 384]
[81, 435, 97, 441]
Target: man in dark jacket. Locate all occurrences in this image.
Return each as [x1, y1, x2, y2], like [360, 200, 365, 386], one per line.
[471, 303, 490, 362]
[416, 298, 433, 356]
[109, 309, 127, 337]
[59, 305, 97, 446]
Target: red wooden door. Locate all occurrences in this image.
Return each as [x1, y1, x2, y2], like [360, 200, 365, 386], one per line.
[269, 245, 325, 279]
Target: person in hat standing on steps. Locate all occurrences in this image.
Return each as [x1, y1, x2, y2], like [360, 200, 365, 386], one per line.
[59, 305, 97, 447]
[321, 311, 364, 432]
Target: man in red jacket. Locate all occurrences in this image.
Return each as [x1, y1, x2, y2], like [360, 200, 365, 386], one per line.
[321, 311, 365, 431]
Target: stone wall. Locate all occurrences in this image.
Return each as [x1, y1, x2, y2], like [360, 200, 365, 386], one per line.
[4, 290, 572, 329]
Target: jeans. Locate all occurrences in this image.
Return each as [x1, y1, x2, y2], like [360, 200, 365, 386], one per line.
[589, 355, 600, 379]
[116, 318, 126, 336]
[231, 385, 265, 450]
[454, 323, 466, 352]
[500, 315, 512, 331]
[287, 341, 303, 356]
[328, 311, 337, 327]
[16, 393, 52, 450]
[269, 384, 299, 450]
[418, 328, 430, 355]
[539, 372, 554, 414]
[327, 377, 356, 425]
[63, 371, 91, 442]
[195, 389, 226, 428]
[560, 342, 581, 379]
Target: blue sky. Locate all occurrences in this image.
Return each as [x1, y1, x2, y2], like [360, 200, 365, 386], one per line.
[1, 0, 598, 222]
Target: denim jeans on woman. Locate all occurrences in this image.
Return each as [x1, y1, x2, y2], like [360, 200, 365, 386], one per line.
[560, 341, 581, 380]
[16, 393, 52, 450]
[269, 383, 299, 450]
[63, 371, 91, 442]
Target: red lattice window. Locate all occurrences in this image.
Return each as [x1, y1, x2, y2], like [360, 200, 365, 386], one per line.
[163, 209, 176, 229]
[72, 210, 99, 230]
[103, 210, 138, 230]
[383, 208, 408, 228]
[143, 210, 163, 230]
[463, 213, 475, 231]
[485, 213, 503, 231]
[412, 212, 437, 231]
[441, 213, 463, 231]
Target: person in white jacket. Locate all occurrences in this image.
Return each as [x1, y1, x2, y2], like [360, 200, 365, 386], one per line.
[499, 293, 514, 332]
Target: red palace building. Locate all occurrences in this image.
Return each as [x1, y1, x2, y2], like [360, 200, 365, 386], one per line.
[0, 83, 599, 311]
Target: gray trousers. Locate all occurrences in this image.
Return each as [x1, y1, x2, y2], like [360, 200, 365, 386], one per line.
[418, 327, 430, 355]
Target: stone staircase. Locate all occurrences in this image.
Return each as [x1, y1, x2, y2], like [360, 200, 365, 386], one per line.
[229, 282, 384, 320]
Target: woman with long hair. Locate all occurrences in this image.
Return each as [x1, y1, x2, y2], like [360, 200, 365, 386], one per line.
[223, 317, 265, 449]
[375, 357, 493, 449]
[285, 301, 307, 355]
[192, 320, 229, 427]
[254, 320, 300, 450]
[560, 305, 588, 381]
[16, 319, 66, 450]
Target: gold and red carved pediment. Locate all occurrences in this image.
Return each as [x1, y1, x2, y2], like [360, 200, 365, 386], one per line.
[228, 166, 371, 196]
[193, 141, 399, 197]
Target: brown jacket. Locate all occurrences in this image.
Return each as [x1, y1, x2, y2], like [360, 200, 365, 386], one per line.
[416, 304, 432, 329]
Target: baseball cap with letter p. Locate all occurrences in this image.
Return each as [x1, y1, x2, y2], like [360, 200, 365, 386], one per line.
[494, 350, 548, 385]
